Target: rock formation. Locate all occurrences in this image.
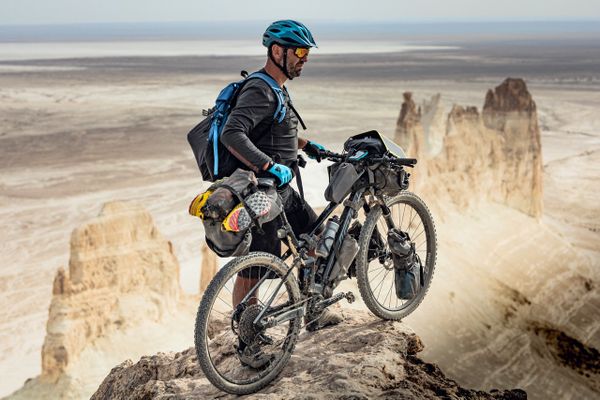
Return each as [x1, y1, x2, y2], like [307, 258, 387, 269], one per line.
[40, 201, 183, 382]
[199, 244, 218, 293]
[91, 310, 527, 400]
[395, 78, 543, 218]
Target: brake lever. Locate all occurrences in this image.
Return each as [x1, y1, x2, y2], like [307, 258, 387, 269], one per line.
[320, 150, 344, 162]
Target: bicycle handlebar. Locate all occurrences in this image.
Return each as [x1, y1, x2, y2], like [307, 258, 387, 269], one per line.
[319, 150, 417, 167]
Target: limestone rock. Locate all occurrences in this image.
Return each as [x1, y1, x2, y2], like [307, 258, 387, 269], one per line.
[40, 201, 183, 382]
[483, 77, 537, 130]
[199, 243, 217, 293]
[394, 78, 543, 218]
[91, 310, 527, 399]
[420, 93, 446, 157]
[395, 92, 423, 156]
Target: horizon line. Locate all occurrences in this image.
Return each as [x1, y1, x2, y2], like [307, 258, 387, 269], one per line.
[2, 18, 600, 28]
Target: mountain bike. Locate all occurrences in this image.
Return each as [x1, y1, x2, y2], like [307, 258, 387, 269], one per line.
[194, 131, 437, 394]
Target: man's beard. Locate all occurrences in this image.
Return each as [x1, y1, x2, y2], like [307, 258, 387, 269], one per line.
[287, 61, 304, 79]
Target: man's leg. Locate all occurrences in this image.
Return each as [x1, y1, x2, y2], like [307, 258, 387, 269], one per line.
[233, 275, 259, 306]
[233, 219, 280, 368]
[233, 219, 281, 307]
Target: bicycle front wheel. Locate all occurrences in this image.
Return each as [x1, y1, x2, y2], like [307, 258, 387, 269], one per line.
[355, 192, 437, 320]
[194, 252, 302, 395]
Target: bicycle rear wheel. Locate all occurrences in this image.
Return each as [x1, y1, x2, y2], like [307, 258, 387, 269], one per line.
[355, 192, 437, 320]
[194, 252, 301, 394]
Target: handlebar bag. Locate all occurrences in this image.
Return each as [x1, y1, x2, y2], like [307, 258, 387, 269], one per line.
[374, 165, 409, 195]
[344, 132, 386, 156]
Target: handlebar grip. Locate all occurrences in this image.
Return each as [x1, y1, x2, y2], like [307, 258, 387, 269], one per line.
[397, 158, 417, 166]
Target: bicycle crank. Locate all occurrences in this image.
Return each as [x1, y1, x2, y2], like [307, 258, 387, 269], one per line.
[316, 291, 355, 310]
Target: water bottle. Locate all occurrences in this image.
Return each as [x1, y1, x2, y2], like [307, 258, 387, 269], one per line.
[315, 216, 340, 258]
[329, 236, 359, 286]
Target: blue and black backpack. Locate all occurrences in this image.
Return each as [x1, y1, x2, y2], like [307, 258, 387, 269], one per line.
[187, 71, 288, 182]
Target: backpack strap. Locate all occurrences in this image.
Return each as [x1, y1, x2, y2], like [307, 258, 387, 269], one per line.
[247, 72, 287, 123]
[288, 100, 307, 130]
[209, 80, 244, 176]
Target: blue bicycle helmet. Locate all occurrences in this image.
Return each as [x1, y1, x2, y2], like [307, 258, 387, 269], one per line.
[263, 20, 317, 80]
[263, 20, 317, 49]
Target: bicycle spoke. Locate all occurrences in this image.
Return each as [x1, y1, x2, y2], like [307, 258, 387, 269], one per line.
[411, 228, 425, 243]
[368, 265, 388, 288]
[383, 275, 395, 309]
[375, 269, 391, 299]
[199, 259, 300, 388]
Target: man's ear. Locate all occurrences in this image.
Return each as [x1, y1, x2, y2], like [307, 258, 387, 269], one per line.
[271, 44, 284, 59]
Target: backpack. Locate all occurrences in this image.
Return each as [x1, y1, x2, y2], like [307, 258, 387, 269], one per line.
[187, 71, 287, 182]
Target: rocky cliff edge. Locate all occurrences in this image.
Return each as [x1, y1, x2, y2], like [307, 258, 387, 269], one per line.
[91, 310, 526, 400]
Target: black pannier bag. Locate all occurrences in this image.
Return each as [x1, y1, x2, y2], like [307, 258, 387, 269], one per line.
[387, 228, 423, 299]
[189, 169, 282, 257]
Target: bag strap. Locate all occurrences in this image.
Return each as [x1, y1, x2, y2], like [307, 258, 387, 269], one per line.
[292, 156, 307, 199]
[218, 184, 264, 235]
[287, 100, 307, 130]
[247, 72, 287, 123]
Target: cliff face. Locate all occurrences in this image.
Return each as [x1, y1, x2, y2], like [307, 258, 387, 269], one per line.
[41, 201, 183, 381]
[395, 78, 543, 218]
[90, 310, 526, 400]
[393, 79, 599, 399]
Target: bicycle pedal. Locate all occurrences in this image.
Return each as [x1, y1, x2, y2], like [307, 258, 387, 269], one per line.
[345, 291, 355, 304]
[316, 292, 346, 309]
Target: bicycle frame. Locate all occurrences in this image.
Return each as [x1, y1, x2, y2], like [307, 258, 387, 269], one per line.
[250, 181, 400, 329]
[245, 145, 417, 329]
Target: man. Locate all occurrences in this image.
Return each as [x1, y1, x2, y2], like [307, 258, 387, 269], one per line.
[221, 20, 343, 334]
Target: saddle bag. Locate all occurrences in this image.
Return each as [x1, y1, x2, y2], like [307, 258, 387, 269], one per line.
[189, 169, 282, 257]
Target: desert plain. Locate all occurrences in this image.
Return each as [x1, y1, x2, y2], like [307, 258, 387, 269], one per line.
[0, 31, 599, 399]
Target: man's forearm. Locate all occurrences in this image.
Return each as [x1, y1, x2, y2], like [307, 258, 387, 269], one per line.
[298, 137, 308, 150]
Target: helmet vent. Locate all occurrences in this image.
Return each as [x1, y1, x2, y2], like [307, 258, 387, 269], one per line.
[262, 20, 317, 49]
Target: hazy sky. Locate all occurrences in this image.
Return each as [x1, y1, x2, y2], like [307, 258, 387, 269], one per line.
[2, 0, 600, 25]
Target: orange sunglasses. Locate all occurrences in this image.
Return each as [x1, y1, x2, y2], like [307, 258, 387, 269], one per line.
[291, 47, 310, 58]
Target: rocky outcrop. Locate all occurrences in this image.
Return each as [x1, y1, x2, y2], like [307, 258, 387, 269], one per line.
[91, 310, 527, 399]
[40, 201, 183, 382]
[395, 78, 543, 218]
[199, 244, 217, 293]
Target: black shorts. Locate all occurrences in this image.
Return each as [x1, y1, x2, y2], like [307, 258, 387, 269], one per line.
[237, 185, 319, 278]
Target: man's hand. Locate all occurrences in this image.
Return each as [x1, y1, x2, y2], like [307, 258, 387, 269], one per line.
[302, 141, 327, 162]
[267, 163, 292, 186]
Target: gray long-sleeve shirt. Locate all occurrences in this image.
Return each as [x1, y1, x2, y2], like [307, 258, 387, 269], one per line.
[220, 72, 299, 172]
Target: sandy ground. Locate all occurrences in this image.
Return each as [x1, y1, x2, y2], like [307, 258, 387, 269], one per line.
[0, 38, 599, 398]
